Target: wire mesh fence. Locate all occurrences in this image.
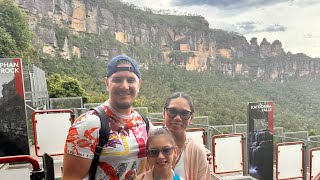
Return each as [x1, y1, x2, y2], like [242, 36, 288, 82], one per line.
[147, 112, 163, 123]
[192, 116, 209, 126]
[309, 135, 320, 148]
[134, 107, 149, 115]
[83, 103, 102, 109]
[234, 124, 247, 134]
[211, 124, 234, 135]
[23, 64, 49, 108]
[50, 97, 83, 109]
[284, 131, 309, 142]
[273, 127, 284, 144]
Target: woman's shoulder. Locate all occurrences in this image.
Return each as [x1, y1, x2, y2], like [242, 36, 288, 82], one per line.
[186, 138, 207, 151]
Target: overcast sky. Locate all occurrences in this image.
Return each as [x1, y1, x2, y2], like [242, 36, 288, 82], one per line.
[121, 0, 320, 58]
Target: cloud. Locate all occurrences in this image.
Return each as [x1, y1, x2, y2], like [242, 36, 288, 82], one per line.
[293, 0, 320, 7]
[304, 34, 313, 38]
[304, 33, 320, 39]
[236, 21, 257, 31]
[264, 24, 287, 32]
[173, 0, 292, 9]
[235, 22, 287, 34]
[121, 0, 320, 57]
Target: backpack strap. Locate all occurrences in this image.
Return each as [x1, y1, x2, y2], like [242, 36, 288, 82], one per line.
[88, 107, 149, 179]
[140, 113, 149, 133]
[89, 106, 110, 180]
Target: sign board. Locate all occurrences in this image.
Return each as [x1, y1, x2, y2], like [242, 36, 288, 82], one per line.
[310, 147, 320, 180]
[0, 58, 29, 157]
[276, 142, 304, 180]
[186, 128, 206, 145]
[212, 133, 244, 174]
[32, 110, 73, 156]
[247, 101, 274, 180]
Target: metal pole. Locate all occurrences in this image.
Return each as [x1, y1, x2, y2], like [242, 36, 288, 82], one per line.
[303, 140, 308, 180]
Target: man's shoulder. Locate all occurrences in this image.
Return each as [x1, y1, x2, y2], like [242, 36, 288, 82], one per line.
[72, 110, 101, 129]
[132, 111, 151, 128]
[132, 111, 148, 120]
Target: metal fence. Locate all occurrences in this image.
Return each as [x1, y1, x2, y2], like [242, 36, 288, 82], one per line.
[23, 64, 49, 109]
[83, 103, 101, 109]
[134, 107, 149, 115]
[195, 122, 320, 174]
[309, 135, 320, 148]
[234, 124, 247, 134]
[50, 97, 83, 109]
[192, 116, 209, 126]
[147, 112, 163, 122]
[274, 127, 285, 144]
[211, 124, 234, 135]
[22, 64, 49, 145]
[284, 131, 309, 142]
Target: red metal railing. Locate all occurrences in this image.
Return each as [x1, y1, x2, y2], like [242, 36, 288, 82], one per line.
[0, 155, 40, 171]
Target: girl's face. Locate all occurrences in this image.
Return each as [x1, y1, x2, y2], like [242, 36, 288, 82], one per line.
[147, 135, 176, 172]
[164, 97, 193, 133]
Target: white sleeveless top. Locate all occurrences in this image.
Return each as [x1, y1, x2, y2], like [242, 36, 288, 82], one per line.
[174, 149, 186, 178]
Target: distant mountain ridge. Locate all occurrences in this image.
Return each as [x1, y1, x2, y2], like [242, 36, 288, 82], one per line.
[15, 0, 320, 82]
[9, 0, 320, 134]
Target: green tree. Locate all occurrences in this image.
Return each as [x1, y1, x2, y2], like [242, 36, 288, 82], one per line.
[0, 0, 34, 60]
[0, 27, 18, 57]
[47, 74, 88, 103]
[133, 95, 147, 107]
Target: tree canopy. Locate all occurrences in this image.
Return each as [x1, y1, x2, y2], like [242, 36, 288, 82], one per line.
[47, 74, 88, 103]
[0, 27, 18, 57]
[0, 0, 34, 60]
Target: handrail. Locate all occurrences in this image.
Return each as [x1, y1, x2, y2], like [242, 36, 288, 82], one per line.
[0, 155, 41, 171]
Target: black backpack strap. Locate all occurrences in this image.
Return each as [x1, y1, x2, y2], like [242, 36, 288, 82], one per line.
[140, 113, 149, 133]
[89, 106, 110, 180]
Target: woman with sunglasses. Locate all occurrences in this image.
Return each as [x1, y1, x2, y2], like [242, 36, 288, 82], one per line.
[137, 127, 184, 180]
[163, 92, 210, 180]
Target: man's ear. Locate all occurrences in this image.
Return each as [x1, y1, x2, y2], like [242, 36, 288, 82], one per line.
[137, 79, 142, 93]
[105, 77, 109, 91]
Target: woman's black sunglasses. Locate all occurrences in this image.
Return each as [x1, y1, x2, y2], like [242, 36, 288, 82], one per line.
[165, 107, 193, 121]
[147, 147, 176, 157]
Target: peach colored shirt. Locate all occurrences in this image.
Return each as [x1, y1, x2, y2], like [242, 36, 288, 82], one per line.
[182, 137, 211, 180]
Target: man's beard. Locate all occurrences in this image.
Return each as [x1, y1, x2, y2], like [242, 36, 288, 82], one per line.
[114, 101, 132, 110]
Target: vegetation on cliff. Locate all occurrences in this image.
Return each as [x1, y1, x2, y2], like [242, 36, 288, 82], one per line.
[43, 56, 320, 134]
[94, 0, 209, 29]
[2, 0, 319, 136]
[140, 64, 320, 135]
[0, 0, 35, 61]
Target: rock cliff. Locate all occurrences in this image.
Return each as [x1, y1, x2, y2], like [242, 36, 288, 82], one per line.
[15, 0, 320, 82]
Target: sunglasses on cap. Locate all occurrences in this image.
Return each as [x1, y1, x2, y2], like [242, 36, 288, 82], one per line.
[165, 107, 193, 121]
[147, 147, 176, 157]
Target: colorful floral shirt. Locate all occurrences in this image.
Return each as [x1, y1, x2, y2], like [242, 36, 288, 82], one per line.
[64, 102, 148, 179]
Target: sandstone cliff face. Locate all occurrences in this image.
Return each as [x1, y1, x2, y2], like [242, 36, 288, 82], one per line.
[15, 0, 320, 82]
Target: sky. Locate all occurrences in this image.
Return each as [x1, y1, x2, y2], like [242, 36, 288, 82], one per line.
[121, 0, 320, 58]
